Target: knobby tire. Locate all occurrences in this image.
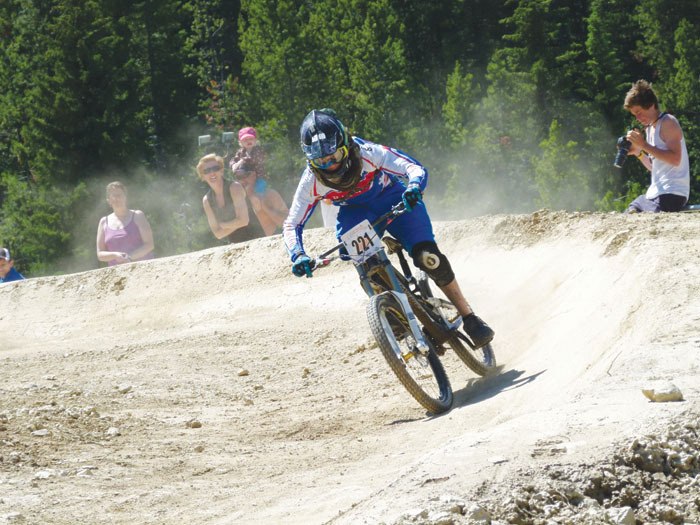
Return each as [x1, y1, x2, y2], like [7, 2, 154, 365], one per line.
[400, 275, 497, 377]
[367, 293, 453, 414]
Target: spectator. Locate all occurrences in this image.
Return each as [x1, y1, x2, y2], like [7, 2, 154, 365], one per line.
[96, 181, 155, 266]
[231, 157, 289, 236]
[230, 126, 267, 180]
[0, 247, 25, 283]
[197, 153, 263, 243]
[624, 80, 690, 213]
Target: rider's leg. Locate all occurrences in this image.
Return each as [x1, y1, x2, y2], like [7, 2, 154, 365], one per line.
[411, 243, 493, 340]
[410, 242, 495, 348]
[384, 192, 495, 348]
[438, 278, 494, 348]
[438, 278, 473, 316]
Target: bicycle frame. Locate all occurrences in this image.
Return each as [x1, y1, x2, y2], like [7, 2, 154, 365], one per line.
[311, 201, 496, 377]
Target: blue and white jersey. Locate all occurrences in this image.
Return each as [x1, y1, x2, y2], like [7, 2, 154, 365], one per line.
[283, 137, 427, 261]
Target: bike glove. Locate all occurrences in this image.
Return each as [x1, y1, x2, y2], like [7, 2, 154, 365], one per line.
[291, 254, 313, 278]
[402, 184, 423, 212]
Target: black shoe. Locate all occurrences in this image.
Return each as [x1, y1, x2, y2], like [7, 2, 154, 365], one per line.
[463, 313, 495, 348]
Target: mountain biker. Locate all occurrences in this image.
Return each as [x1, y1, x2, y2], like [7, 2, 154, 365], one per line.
[282, 109, 495, 348]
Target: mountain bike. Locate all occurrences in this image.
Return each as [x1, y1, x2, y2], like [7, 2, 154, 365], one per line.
[311, 202, 497, 414]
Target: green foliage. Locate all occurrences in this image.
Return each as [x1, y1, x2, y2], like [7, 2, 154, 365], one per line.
[597, 180, 644, 212]
[533, 117, 608, 210]
[185, 0, 243, 131]
[0, 174, 88, 276]
[238, 0, 410, 138]
[586, 0, 648, 123]
[636, 0, 700, 80]
[663, 18, 700, 200]
[439, 52, 543, 216]
[443, 63, 479, 146]
[2, 0, 700, 274]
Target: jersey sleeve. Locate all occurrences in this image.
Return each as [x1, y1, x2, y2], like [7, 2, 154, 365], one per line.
[360, 138, 428, 191]
[283, 168, 320, 261]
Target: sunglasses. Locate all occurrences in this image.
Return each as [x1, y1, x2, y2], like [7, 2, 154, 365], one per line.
[202, 165, 222, 175]
[310, 145, 348, 170]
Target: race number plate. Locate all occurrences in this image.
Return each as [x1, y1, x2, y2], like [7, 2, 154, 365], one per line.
[341, 220, 381, 264]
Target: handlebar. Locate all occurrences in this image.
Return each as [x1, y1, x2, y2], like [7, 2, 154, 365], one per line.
[313, 201, 408, 268]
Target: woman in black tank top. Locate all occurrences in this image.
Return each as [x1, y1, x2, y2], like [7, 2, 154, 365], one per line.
[197, 154, 254, 242]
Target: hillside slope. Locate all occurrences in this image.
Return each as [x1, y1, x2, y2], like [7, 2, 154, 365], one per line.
[1, 210, 699, 524]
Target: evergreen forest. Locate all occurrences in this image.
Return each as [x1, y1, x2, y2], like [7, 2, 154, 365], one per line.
[1, 0, 699, 276]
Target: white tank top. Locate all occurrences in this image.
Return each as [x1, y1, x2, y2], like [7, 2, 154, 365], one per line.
[645, 113, 690, 199]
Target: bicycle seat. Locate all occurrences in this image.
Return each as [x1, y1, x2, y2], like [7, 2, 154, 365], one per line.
[382, 236, 403, 255]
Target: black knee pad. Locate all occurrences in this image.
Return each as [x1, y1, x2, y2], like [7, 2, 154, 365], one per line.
[411, 241, 454, 287]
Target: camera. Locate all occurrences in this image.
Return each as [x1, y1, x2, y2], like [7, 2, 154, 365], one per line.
[197, 132, 236, 157]
[614, 136, 632, 168]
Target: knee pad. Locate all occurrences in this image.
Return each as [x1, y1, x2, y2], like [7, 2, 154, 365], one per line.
[411, 241, 454, 287]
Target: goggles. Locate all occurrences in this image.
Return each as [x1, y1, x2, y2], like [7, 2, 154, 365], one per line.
[202, 164, 222, 175]
[310, 145, 348, 170]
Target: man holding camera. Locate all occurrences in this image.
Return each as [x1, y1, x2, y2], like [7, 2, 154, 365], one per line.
[622, 80, 690, 213]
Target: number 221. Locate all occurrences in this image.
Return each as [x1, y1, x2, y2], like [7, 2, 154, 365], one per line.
[351, 233, 374, 254]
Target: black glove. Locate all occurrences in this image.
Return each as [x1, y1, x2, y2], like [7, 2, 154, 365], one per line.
[291, 254, 313, 278]
[402, 183, 423, 212]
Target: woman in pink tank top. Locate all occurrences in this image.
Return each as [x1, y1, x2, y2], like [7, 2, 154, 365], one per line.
[96, 181, 155, 266]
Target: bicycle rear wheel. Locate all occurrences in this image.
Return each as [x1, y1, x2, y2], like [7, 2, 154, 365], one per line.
[367, 293, 453, 414]
[434, 297, 497, 376]
[409, 275, 497, 377]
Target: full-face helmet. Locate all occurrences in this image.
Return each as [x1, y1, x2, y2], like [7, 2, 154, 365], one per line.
[299, 109, 361, 190]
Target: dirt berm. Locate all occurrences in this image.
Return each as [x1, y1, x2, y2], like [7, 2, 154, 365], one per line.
[1, 210, 699, 524]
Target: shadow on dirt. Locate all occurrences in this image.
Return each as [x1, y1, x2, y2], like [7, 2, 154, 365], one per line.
[413, 369, 547, 422]
[388, 417, 426, 426]
[453, 368, 546, 409]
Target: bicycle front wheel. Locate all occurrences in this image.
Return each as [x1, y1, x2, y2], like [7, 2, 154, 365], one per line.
[367, 293, 453, 414]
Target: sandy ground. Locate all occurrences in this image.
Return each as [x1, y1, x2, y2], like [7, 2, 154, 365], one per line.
[1, 210, 699, 524]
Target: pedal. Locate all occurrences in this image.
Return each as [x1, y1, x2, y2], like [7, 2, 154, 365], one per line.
[426, 297, 442, 309]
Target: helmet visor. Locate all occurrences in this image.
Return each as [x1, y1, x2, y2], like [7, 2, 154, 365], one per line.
[310, 145, 348, 170]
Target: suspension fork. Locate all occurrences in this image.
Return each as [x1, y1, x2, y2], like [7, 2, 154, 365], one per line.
[356, 252, 430, 355]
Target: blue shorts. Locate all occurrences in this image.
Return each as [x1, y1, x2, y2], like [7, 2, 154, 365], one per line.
[336, 184, 434, 254]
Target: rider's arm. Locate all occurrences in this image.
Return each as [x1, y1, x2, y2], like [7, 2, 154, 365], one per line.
[283, 168, 320, 261]
[375, 143, 428, 191]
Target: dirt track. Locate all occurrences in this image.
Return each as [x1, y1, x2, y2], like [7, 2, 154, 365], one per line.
[1, 210, 699, 524]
